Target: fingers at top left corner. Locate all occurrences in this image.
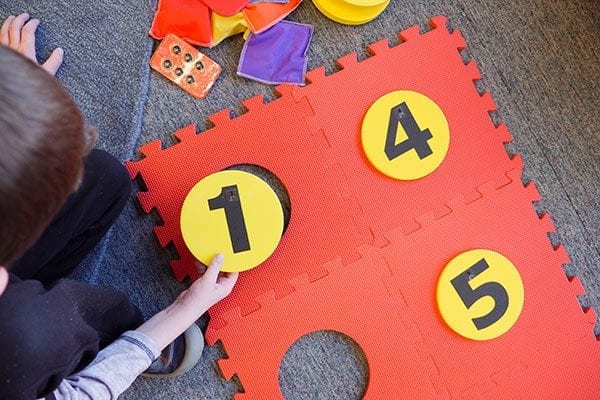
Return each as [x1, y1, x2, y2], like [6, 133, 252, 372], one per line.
[0, 15, 16, 46]
[8, 13, 29, 49]
[20, 18, 40, 61]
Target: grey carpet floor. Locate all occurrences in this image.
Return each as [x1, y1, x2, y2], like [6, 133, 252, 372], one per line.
[1, 0, 598, 399]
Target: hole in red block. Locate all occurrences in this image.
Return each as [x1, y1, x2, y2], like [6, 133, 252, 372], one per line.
[224, 164, 291, 233]
[278, 330, 369, 400]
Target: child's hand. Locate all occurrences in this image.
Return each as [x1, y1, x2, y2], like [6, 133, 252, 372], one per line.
[137, 254, 238, 349]
[175, 254, 239, 312]
[0, 13, 63, 75]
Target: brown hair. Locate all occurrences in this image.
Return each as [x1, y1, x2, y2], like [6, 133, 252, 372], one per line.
[0, 46, 88, 265]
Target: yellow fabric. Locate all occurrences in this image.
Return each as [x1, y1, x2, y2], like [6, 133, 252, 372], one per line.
[211, 11, 249, 47]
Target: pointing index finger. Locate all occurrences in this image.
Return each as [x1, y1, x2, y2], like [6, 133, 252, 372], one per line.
[204, 253, 224, 282]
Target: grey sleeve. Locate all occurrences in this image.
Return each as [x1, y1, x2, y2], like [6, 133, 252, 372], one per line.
[44, 331, 161, 400]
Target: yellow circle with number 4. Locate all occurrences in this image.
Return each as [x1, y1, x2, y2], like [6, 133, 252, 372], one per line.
[180, 170, 284, 273]
[436, 249, 524, 341]
[361, 90, 450, 180]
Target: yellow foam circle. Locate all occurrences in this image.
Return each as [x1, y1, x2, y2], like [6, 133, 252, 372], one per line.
[311, 0, 390, 25]
[180, 170, 284, 273]
[436, 249, 525, 341]
[361, 90, 450, 180]
[343, 0, 388, 6]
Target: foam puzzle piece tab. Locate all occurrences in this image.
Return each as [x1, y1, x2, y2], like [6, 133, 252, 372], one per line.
[237, 21, 312, 85]
[149, 0, 212, 46]
[242, 0, 302, 33]
[150, 34, 222, 99]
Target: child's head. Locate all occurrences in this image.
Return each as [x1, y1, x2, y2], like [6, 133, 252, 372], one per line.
[0, 46, 93, 266]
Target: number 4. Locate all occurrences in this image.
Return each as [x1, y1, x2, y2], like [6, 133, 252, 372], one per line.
[385, 102, 433, 161]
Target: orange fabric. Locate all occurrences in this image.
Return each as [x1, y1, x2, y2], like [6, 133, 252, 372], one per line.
[242, 0, 303, 33]
[128, 15, 600, 399]
[149, 0, 212, 47]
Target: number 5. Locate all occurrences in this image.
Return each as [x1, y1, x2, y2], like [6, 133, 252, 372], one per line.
[450, 258, 509, 330]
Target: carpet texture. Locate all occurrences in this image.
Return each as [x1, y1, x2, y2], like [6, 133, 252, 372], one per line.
[0, 0, 598, 399]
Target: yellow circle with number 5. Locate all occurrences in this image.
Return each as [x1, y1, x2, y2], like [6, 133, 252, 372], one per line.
[436, 249, 524, 341]
[180, 170, 284, 273]
[361, 90, 450, 180]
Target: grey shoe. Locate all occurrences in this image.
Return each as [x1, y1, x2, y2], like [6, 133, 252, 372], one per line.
[142, 324, 205, 378]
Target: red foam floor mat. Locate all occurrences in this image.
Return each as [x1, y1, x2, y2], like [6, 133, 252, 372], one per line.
[128, 16, 600, 399]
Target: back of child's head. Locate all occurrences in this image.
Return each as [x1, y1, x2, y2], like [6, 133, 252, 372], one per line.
[0, 46, 88, 266]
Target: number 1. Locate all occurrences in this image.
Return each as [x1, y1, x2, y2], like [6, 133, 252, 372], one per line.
[208, 185, 251, 253]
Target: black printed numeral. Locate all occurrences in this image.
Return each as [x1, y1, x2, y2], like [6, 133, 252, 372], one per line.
[208, 185, 251, 253]
[385, 102, 433, 161]
[450, 258, 509, 330]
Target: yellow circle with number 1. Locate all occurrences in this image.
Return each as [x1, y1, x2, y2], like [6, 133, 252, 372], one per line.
[436, 249, 525, 341]
[361, 90, 450, 180]
[180, 170, 284, 273]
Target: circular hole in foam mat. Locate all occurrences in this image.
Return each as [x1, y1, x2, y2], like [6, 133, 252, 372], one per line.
[279, 330, 369, 400]
[224, 164, 291, 233]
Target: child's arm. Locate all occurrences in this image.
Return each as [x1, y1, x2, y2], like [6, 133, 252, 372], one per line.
[47, 331, 161, 400]
[43, 254, 238, 400]
[136, 253, 237, 349]
[0, 13, 63, 75]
